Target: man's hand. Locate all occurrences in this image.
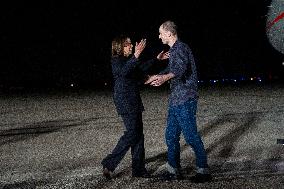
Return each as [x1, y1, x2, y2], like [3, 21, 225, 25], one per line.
[144, 75, 160, 85]
[144, 73, 175, 86]
[157, 50, 170, 60]
[149, 75, 167, 86]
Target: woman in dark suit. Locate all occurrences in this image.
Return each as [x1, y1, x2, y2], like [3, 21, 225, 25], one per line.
[101, 35, 169, 179]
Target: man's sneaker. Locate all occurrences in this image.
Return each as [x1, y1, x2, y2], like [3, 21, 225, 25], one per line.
[190, 173, 212, 183]
[103, 167, 113, 180]
[158, 171, 183, 181]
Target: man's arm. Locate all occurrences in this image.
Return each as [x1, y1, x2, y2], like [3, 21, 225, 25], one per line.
[144, 72, 175, 86]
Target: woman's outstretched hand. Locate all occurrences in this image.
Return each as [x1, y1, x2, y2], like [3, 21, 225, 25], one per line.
[134, 39, 146, 58]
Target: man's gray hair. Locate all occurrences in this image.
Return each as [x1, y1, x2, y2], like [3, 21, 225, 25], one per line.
[161, 20, 177, 36]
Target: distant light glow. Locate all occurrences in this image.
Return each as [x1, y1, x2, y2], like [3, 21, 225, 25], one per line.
[277, 139, 284, 145]
[70, 84, 74, 87]
[282, 62, 284, 66]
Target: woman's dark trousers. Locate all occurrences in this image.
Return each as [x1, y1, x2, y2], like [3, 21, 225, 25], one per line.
[101, 112, 145, 176]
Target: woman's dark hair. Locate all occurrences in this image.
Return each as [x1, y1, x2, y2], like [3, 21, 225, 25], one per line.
[111, 35, 129, 57]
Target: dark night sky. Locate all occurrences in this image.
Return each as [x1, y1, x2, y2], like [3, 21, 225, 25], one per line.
[0, 0, 283, 88]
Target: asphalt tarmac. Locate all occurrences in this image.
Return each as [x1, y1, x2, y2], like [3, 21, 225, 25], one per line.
[0, 84, 283, 188]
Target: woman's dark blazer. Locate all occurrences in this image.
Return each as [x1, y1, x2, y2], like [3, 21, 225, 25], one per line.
[111, 55, 148, 115]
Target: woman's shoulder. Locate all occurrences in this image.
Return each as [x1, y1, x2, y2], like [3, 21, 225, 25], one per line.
[112, 56, 128, 64]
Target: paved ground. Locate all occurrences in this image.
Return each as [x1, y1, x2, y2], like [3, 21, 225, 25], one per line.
[0, 84, 283, 188]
